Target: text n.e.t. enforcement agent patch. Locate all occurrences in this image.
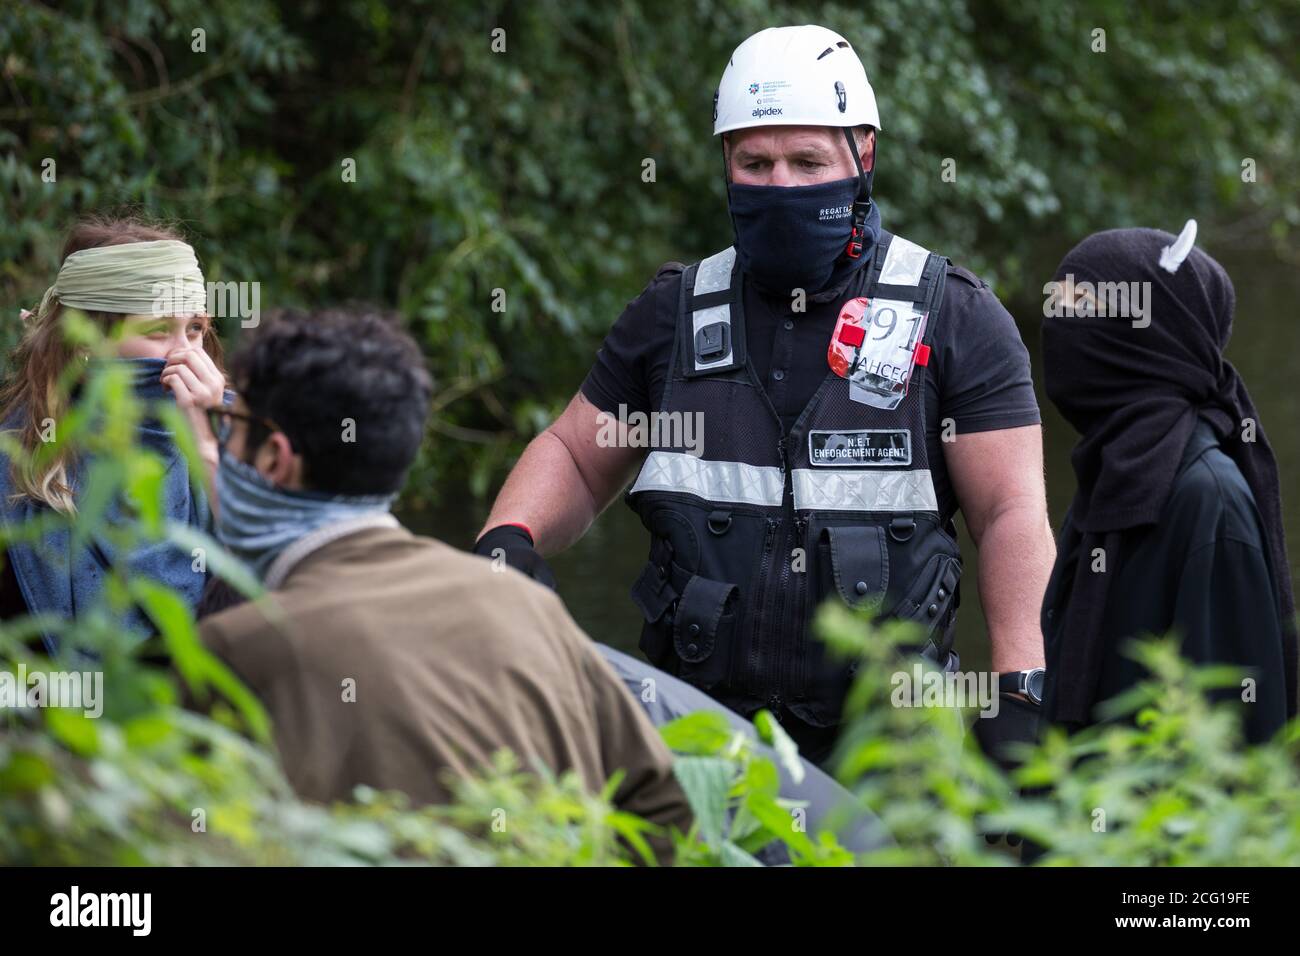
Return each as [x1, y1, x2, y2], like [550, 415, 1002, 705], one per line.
[808, 429, 912, 467]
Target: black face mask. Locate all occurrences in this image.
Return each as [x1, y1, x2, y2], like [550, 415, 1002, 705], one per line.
[727, 176, 878, 297]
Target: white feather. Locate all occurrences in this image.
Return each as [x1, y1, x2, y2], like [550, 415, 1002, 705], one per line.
[1159, 219, 1197, 274]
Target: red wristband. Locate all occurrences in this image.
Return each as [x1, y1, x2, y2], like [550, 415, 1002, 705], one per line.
[502, 521, 534, 544]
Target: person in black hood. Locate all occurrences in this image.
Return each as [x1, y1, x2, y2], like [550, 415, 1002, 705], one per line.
[1039, 223, 1297, 743]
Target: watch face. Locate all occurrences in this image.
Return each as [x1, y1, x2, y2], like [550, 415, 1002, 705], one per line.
[1026, 668, 1046, 704]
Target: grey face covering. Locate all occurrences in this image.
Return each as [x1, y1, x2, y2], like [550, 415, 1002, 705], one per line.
[214, 450, 395, 581]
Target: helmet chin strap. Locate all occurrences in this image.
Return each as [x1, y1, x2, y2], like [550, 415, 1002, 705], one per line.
[721, 134, 743, 250]
[842, 125, 874, 259]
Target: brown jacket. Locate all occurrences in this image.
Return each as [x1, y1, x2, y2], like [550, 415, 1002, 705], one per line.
[199, 523, 692, 861]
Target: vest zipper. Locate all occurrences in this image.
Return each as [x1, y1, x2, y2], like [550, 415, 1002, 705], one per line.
[748, 517, 779, 695]
[771, 520, 791, 710]
[768, 436, 795, 715]
[788, 516, 809, 698]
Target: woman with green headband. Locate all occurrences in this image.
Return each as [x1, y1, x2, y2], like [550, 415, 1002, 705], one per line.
[0, 216, 228, 650]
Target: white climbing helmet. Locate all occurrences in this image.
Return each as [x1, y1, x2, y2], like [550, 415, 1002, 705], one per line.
[713, 25, 881, 136]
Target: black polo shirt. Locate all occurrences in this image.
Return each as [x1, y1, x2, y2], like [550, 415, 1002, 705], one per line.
[581, 249, 1041, 524]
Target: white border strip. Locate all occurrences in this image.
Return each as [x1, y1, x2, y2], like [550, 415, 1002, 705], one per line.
[691, 247, 737, 370]
[792, 468, 938, 512]
[630, 451, 783, 507]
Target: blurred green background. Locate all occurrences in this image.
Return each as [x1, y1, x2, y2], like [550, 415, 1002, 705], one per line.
[3, 0, 1298, 664]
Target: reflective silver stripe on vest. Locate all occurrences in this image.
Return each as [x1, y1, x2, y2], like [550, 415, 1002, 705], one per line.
[878, 234, 929, 286]
[792, 468, 938, 513]
[630, 451, 783, 507]
[692, 246, 736, 371]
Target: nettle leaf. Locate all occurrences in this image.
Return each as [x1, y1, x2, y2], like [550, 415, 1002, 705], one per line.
[744, 791, 821, 864]
[754, 711, 806, 786]
[739, 754, 781, 801]
[718, 841, 763, 867]
[672, 756, 733, 847]
[125, 453, 167, 534]
[659, 710, 734, 755]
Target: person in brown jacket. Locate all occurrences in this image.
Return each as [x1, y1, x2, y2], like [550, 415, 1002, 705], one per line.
[197, 308, 693, 862]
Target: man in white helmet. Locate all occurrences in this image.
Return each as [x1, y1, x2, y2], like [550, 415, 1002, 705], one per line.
[476, 25, 1054, 768]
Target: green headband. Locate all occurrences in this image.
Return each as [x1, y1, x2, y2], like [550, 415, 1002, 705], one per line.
[33, 239, 208, 322]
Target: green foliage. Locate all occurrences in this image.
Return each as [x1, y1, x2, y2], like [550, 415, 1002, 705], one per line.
[0, 714, 661, 866]
[817, 603, 1300, 866]
[998, 641, 1300, 865]
[2, 2, 1299, 866]
[4, 0, 1298, 502]
[818, 604, 1019, 865]
[664, 710, 854, 866]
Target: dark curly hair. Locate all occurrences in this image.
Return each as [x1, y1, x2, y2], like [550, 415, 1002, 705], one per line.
[228, 308, 433, 496]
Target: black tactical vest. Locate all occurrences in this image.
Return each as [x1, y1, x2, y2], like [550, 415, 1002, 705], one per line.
[626, 231, 963, 727]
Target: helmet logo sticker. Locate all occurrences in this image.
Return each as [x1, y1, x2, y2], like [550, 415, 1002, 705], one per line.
[835, 81, 847, 113]
[748, 79, 791, 118]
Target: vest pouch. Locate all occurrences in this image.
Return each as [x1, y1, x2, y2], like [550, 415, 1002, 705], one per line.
[894, 553, 962, 658]
[795, 524, 891, 726]
[629, 530, 740, 690]
[672, 575, 738, 690]
[630, 554, 681, 669]
[816, 524, 890, 608]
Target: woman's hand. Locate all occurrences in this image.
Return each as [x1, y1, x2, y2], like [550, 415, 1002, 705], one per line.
[160, 346, 226, 485]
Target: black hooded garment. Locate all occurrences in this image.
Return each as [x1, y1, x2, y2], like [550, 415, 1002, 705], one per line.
[1040, 227, 1296, 743]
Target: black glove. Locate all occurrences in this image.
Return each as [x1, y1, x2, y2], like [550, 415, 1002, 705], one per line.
[973, 693, 1041, 848]
[973, 692, 1041, 773]
[472, 524, 558, 591]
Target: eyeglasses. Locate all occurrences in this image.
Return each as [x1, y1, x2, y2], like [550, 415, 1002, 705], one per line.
[205, 406, 282, 448]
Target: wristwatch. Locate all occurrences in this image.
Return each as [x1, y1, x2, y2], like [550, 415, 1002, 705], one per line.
[998, 668, 1045, 706]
